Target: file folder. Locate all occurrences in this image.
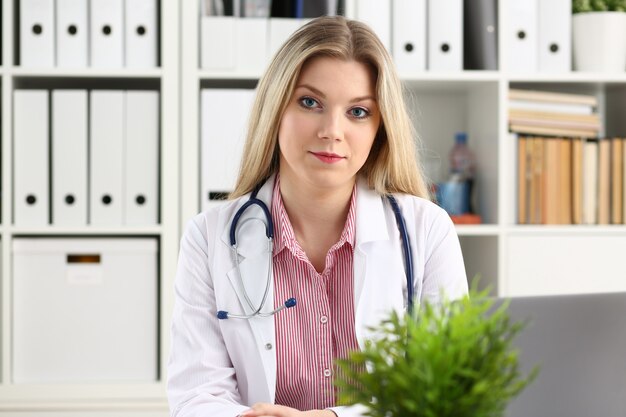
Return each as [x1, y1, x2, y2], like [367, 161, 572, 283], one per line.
[201, 89, 255, 211]
[392, 0, 426, 74]
[56, 0, 88, 68]
[355, 0, 391, 51]
[507, 0, 538, 73]
[90, 91, 124, 225]
[90, 0, 124, 67]
[429, 0, 463, 71]
[464, 0, 498, 70]
[200, 16, 236, 70]
[14, 90, 49, 226]
[235, 18, 268, 74]
[20, 0, 55, 67]
[124, 91, 159, 225]
[538, 0, 571, 72]
[52, 90, 88, 226]
[125, 0, 158, 68]
[269, 18, 303, 59]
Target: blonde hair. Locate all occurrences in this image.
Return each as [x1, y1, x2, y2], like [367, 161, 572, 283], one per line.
[230, 15, 429, 199]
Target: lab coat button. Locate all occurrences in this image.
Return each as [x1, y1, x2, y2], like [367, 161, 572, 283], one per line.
[265, 343, 273, 350]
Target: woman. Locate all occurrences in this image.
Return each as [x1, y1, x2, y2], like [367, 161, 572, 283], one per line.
[168, 15, 468, 417]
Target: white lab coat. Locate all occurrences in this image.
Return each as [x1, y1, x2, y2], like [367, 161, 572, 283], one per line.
[168, 174, 468, 417]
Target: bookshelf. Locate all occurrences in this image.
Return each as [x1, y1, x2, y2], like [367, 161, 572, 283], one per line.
[182, 0, 626, 305]
[0, 0, 624, 414]
[0, 0, 177, 415]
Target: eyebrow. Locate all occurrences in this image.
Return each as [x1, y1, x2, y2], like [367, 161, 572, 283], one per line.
[295, 84, 376, 103]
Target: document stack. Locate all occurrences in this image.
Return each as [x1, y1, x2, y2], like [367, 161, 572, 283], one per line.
[20, 0, 158, 68]
[13, 89, 160, 227]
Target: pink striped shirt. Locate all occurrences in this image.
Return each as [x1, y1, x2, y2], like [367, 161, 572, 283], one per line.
[271, 176, 360, 411]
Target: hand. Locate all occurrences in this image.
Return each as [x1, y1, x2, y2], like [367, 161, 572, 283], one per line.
[239, 403, 337, 417]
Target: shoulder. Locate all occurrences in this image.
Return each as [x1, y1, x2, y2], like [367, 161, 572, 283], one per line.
[391, 194, 455, 238]
[182, 196, 249, 247]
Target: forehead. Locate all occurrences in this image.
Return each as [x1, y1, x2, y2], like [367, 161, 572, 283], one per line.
[296, 56, 377, 96]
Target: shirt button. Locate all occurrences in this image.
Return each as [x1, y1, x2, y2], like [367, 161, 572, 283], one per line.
[320, 315, 328, 324]
[265, 343, 273, 350]
[323, 369, 332, 377]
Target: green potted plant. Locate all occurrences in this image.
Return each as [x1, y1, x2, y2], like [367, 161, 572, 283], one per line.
[572, 0, 626, 72]
[335, 289, 537, 417]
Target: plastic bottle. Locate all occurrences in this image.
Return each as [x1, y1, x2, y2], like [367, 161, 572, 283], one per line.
[448, 132, 476, 214]
[449, 132, 476, 180]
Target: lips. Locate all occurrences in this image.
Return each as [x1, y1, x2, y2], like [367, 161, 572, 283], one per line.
[310, 151, 344, 164]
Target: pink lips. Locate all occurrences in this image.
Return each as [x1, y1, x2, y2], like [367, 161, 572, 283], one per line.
[311, 151, 344, 164]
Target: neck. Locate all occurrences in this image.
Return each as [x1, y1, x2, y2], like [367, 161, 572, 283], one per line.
[278, 174, 355, 259]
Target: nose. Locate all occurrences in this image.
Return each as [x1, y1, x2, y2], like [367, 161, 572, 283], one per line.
[317, 109, 344, 141]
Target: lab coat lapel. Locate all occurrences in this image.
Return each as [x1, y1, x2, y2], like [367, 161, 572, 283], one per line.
[353, 179, 407, 348]
[221, 175, 277, 401]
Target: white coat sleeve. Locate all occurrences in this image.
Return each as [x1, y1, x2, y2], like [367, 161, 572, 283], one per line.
[167, 217, 248, 417]
[420, 205, 469, 304]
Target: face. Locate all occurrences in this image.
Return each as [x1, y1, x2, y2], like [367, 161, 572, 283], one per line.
[277, 56, 381, 193]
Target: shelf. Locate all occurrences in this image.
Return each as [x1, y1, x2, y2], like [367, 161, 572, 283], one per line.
[455, 225, 501, 236]
[7, 226, 163, 236]
[508, 72, 626, 84]
[197, 69, 502, 84]
[9, 67, 163, 79]
[504, 225, 626, 235]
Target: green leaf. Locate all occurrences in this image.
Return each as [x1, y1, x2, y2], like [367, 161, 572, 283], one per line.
[334, 285, 539, 417]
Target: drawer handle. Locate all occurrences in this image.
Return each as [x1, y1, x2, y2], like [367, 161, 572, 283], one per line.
[67, 254, 101, 264]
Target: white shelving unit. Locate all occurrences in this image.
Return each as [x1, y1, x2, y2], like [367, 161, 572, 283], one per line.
[181, 0, 626, 303]
[0, 0, 178, 415]
[1, 0, 624, 414]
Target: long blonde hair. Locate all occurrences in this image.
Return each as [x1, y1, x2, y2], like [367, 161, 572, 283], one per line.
[230, 15, 429, 199]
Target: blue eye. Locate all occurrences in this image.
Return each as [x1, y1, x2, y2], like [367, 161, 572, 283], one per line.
[350, 107, 369, 119]
[300, 97, 319, 109]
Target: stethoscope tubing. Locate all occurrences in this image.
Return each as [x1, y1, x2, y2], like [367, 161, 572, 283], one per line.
[218, 186, 415, 319]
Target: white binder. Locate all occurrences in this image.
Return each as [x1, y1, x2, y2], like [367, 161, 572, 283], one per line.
[538, 0, 571, 72]
[56, 0, 88, 68]
[392, 0, 426, 74]
[90, 91, 124, 225]
[507, 0, 538, 73]
[201, 89, 255, 211]
[355, 0, 391, 51]
[52, 90, 88, 226]
[14, 90, 49, 226]
[428, 0, 463, 71]
[200, 16, 236, 70]
[268, 18, 303, 60]
[125, 0, 158, 68]
[236, 18, 268, 74]
[90, 0, 124, 67]
[124, 91, 159, 225]
[20, 0, 55, 67]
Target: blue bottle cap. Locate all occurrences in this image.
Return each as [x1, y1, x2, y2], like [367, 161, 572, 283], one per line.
[455, 132, 467, 144]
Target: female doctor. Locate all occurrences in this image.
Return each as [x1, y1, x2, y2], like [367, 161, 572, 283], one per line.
[168, 15, 468, 417]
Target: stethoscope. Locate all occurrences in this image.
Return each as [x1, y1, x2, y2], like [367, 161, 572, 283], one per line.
[216, 183, 415, 320]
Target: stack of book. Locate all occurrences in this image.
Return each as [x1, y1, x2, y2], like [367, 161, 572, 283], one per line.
[508, 89, 601, 139]
[508, 88, 621, 226]
[516, 136, 626, 226]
